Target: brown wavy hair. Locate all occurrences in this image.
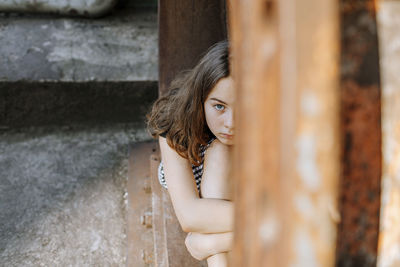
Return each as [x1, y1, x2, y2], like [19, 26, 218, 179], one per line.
[146, 40, 230, 166]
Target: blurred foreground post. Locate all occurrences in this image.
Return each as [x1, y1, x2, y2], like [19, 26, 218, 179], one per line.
[228, 0, 340, 265]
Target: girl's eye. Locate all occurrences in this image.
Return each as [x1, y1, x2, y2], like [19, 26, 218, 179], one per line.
[214, 104, 225, 111]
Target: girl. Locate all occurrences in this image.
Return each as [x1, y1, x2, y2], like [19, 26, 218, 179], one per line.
[147, 40, 235, 267]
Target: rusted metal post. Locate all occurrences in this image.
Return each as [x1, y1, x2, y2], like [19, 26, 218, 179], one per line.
[228, 0, 340, 266]
[335, 0, 382, 266]
[158, 0, 227, 95]
[376, 1, 400, 267]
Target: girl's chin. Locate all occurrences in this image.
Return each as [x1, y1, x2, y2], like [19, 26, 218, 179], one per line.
[217, 136, 234, 145]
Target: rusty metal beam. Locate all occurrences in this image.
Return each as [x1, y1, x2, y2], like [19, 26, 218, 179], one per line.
[128, 142, 206, 266]
[376, 1, 400, 267]
[149, 152, 169, 267]
[336, 0, 382, 266]
[127, 142, 156, 267]
[150, 150, 207, 267]
[149, 149, 207, 267]
[228, 0, 340, 265]
[158, 0, 227, 95]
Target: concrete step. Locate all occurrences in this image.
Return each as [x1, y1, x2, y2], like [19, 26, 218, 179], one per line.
[0, 81, 158, 129]
[0, 124, 149, 266]
[0, 8, 157, 82]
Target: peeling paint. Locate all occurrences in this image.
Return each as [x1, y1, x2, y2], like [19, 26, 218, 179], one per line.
[291, 229, 318, 267]
[258, 214, 280, 246]
[301, 91, 320, 117]
[296, 134, 321, 191]
[294, 194, 314, 219]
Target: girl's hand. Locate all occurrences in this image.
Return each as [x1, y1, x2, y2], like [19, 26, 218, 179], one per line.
[185, 232, 213, 260]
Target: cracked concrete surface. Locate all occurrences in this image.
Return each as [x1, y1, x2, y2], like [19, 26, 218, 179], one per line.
[0, 9, 158, 81]
[0, 123, 151, 266]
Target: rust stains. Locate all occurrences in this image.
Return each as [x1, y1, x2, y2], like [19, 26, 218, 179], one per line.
[337, 81, 382, 266]
[336, 0, 382, 266]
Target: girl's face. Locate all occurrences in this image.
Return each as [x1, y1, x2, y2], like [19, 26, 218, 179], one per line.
[204, 76, 235, 146]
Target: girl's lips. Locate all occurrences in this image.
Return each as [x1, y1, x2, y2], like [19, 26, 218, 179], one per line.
[221, 133, 234, 139]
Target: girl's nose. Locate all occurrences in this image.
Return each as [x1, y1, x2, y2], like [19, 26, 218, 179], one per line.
[224, 111, 234, 130]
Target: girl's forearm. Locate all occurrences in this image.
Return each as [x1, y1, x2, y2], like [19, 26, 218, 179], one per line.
[198, 231, 233, 257]
[207, 231, 233, 254]
[185, 232, 233, 261]
[184, 198, 234, 234]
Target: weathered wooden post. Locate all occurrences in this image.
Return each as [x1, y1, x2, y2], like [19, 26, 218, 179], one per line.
[228, 0, 340, 265]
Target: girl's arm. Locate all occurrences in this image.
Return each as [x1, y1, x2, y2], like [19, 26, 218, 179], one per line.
[183, 139, 234, 260]
[159, 137, 234, 234]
